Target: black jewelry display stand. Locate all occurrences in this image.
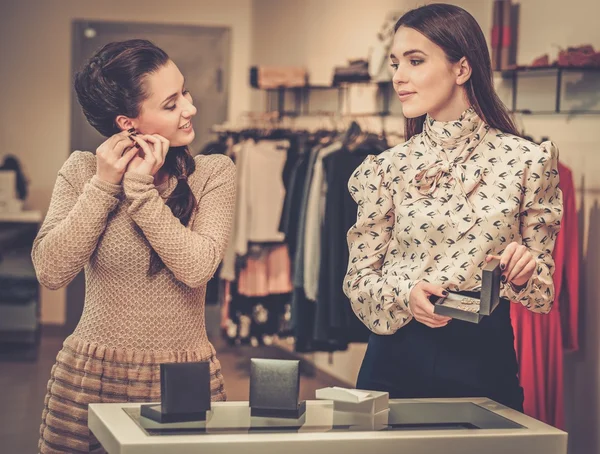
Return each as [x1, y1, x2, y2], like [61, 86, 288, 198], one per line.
[140, 361, 211, 423]
[249, 358, 306, 419]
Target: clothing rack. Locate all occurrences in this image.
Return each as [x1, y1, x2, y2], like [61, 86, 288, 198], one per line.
[210, 112, 405, 146]
[210, 121, 396, 351]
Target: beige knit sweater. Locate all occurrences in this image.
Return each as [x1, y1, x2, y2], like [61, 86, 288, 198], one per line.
[32, 151, 236, 351]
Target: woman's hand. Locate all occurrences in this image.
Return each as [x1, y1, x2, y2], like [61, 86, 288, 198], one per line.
[126, 134, 170, 177]
[486, 242, 536, 290]
[95, 130, 139, 185]
[408, 281, 451, 328]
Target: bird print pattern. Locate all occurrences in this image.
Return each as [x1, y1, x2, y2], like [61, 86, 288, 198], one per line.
[343, 107, 563, 335]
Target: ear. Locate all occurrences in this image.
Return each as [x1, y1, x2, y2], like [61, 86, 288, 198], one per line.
[115, 115, 136, 132]
[455, 57, 472, 86]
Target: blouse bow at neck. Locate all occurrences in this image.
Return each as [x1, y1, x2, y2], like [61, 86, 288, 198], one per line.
[402, 107, 491, 239]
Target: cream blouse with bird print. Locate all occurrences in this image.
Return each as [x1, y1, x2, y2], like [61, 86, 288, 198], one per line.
[343, 107, 563, 335]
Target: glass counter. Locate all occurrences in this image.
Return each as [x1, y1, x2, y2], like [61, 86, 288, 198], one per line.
[89, 398, 567, 454]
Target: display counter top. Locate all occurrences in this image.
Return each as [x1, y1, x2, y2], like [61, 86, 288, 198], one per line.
[89, 398, 567, 454]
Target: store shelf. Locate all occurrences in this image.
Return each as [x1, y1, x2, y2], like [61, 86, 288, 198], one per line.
[261, 67, 600, 117]
[495, 66, 600, 114]
[499, 65, 600, 78]
[0, 219, 41, 361]
[261, 82, 396, 118]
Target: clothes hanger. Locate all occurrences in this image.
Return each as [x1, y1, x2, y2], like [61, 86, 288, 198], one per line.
[342, 120, 362, 148]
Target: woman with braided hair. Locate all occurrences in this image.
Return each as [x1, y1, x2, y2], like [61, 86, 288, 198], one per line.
[33, 39, 235, 453]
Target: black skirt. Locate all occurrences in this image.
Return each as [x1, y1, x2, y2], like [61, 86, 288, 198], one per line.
[356, 300, 524, 411]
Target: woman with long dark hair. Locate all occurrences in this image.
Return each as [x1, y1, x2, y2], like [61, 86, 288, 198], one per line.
[33, 39, 235, 452]
[344, 4, 563, 411]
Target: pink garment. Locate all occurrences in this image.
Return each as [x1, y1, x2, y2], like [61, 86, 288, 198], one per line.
[238, 244, 293, 297]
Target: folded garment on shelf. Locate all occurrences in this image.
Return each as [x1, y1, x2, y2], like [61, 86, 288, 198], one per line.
[250, 66, 308, 89]
[332, 59, 371, 85]
[557, 45, 600, 67]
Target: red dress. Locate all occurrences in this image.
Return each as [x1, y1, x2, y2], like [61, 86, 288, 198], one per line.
[510, 161, 579, 429]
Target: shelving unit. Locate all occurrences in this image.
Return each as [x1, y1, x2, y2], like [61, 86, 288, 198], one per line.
[260, 66, 600, 118]
[498, 65, 600, 114]
[263, 81, 396, 119]
[0, 211, 42, 361]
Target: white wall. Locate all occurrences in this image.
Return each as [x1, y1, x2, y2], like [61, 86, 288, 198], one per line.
[251, 1, 600, 453]
[0, 0, 253, 325]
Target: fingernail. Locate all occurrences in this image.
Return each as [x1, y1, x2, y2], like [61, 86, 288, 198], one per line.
[501, 275, 507, 283]
[500, 263, 506, 270]
[127, 128, 135, 133]
[442, 290, 448, 296]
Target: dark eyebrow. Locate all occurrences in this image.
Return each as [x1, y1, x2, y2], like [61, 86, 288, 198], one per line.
[161, 78, 186, 106]
[403, 49, 427, 57]
[390, 50, 427, 59]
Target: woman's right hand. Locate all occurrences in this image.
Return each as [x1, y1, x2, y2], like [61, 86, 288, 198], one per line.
[96, 130, 139, 185]
[408, 281, 452, 328]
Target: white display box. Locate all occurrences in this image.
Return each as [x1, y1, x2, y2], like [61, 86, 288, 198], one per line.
[315, 387, 389, 414]
[332, 408, 390, 430]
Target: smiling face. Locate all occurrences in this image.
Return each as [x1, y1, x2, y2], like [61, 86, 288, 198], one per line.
[390, 26, 471, 121]
[119, 60, 197, 147]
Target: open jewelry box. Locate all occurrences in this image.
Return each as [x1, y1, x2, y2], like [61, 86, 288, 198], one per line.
[431, 258, 505, 324]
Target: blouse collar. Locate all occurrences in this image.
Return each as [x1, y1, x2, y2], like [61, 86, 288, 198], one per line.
[422, 107, 488, 162]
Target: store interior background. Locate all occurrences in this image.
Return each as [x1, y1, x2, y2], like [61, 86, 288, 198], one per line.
[1, 0, 599, 453]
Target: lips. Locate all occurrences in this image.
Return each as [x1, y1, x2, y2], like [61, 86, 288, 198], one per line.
[397, 91, 416, 101]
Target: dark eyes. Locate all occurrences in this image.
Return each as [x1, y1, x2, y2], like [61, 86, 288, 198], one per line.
[390, 60, 424, 71]
[165, 89, 191, 111]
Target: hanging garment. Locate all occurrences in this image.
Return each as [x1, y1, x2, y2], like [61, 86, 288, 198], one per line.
[235, 139, 289, 252]
[303, 142, 343, 301]
[225, 280, 291, 345]
[221, 139, 289, 281]
[314, 147, 374, 345]
[290, 145, 323, 325]
[511, 161, 579, 429]
[290, 142, 350, 353]
[219, 139, 246, 282]
[279, 144, 312, 259]
[238, 244, 293, 297]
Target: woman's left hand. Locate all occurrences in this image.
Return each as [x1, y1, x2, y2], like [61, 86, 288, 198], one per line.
[486, 242, 536, 290]
[127, 134, 170, 176]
